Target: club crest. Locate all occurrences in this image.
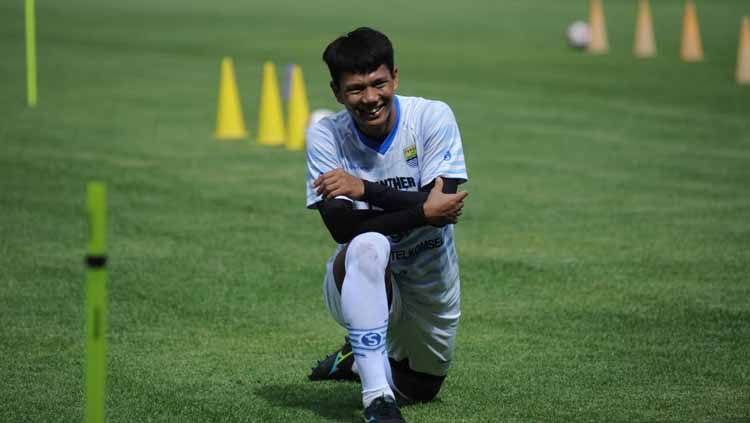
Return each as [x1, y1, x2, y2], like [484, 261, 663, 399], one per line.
[404, 144, 418, 168]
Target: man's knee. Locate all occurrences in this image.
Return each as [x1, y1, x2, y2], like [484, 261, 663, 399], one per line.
[345, 232, 391, 277]
[390, 358, 447, 403]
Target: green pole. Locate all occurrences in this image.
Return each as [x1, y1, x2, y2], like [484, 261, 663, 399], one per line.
[85, 182, 107, 423]
[25, 0, 38, 107]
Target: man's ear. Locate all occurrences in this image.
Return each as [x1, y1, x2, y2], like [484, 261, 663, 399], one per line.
[330, 81, 344, 104]
[392, 67, 399, 91]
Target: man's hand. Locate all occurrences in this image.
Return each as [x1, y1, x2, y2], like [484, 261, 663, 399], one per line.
[423, 177, 469, 226]
[313, 169, 365, 200]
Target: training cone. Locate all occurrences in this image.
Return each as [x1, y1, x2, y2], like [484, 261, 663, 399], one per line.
[680, 0, 703, 62]
[257, 61, 286, 146]
[286, 65, 309, 151]
[634, 0, 657, 58]
[737, 17, 750, 84]
[214, 57, 248, 140]
[588, 0, 609, 54]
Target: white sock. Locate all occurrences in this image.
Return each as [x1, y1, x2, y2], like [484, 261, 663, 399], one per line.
[341, 233, 395, 408]
[383, 355, 410, 401]
[353, 355, 409, 401]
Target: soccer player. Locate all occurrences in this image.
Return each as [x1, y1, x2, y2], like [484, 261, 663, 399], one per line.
[305, 27, 469, 423]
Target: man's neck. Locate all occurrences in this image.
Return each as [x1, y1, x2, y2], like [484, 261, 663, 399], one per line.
[357, 123, 389, 142]
[355, 103, 397, 142]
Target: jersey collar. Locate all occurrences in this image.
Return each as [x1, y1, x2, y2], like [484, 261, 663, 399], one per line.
[351, 96, 401, 155]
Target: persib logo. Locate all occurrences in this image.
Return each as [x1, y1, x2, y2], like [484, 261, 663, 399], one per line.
[360, 332, 382, 347]
[404, 144, 418, 168]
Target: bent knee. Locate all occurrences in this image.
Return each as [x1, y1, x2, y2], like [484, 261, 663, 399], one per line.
[390, 359, 446, 402]
[345, 232, 391, 274]
[411, 383, 443, 402]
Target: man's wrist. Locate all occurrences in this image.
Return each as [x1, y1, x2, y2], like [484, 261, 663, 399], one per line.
[356, 179, 366, 199]
[362, 180, 380, 201]
[421, 202, 429, 220]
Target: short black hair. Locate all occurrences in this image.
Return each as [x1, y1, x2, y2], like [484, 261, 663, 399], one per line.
[322, 27, 395, 88]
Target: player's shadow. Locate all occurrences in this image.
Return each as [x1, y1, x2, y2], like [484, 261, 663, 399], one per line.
[255, 381, 361, 422]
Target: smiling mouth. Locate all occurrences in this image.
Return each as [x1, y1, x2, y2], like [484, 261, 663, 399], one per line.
[358, 103, 385, 121]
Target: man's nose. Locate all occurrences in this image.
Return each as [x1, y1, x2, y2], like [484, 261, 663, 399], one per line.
[363, 87, 378, 104]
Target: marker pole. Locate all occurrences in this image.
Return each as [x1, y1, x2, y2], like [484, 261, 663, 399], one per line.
[25, 0, 38, 107]
[85, 182, 107, 423]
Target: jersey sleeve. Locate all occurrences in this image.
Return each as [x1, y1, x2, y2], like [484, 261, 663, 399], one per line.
[305, 122, 342, 208]
[419, 101, 468, 188]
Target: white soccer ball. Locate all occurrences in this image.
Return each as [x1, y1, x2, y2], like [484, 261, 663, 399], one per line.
[566, 21, 591, 49]
[308, 108, 335, 129]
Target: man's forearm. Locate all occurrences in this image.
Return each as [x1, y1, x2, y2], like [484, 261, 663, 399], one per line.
[317, 198, 426, 244]
[361, 177, 459, 211]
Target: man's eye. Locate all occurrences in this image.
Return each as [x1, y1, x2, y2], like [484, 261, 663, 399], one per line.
[348, 89, 362, 95]
[375, 82, 386, 88]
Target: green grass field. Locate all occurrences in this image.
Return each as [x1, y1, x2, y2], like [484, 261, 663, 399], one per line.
[1, 0, 749, 421]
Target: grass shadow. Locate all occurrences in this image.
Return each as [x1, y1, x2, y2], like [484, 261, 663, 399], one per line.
[255, 381, 361, 422]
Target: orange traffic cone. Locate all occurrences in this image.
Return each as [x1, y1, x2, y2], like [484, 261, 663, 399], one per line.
[634, 0, 657, 58]
[214, 57, 248, 140]
[680, 0, 703, 62]
[588, 0, 609, 54]
[737, 17, 750, 84]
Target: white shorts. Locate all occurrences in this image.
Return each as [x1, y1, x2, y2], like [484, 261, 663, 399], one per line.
[322, 256, 461, 376]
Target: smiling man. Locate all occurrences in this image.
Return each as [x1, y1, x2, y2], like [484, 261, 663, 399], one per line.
[305, 27, 469, 423]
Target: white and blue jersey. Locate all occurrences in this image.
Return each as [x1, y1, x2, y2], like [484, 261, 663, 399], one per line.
[306, 95, 468, 375]
[305, 95, 468, 286]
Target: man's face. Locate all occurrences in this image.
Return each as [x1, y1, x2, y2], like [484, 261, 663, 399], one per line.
[333, 64, 399, 139]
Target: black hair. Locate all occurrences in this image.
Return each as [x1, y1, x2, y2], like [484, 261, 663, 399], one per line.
[322, 27, 395, 89]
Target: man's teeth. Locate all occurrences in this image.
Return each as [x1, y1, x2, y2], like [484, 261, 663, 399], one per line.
[363, 105, 383, 115]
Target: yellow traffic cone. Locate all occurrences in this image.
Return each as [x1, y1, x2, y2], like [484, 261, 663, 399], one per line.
[286, 65, 309, 151]
[588, 0, 609, 54]
[214, 57, 248, 140]
[257, 61, 286, 146]
[737, 17, 750, 84]
[634, 0, 657, 58]
[680, 0, 703, 62]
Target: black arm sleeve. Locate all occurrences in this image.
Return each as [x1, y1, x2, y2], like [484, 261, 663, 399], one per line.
[420, 177, 459, 194]
[360, 177, 460, 211]
[317, 198, 426, 244]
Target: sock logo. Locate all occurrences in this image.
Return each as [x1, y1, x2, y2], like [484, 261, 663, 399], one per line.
[360, 332, 383, 347]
